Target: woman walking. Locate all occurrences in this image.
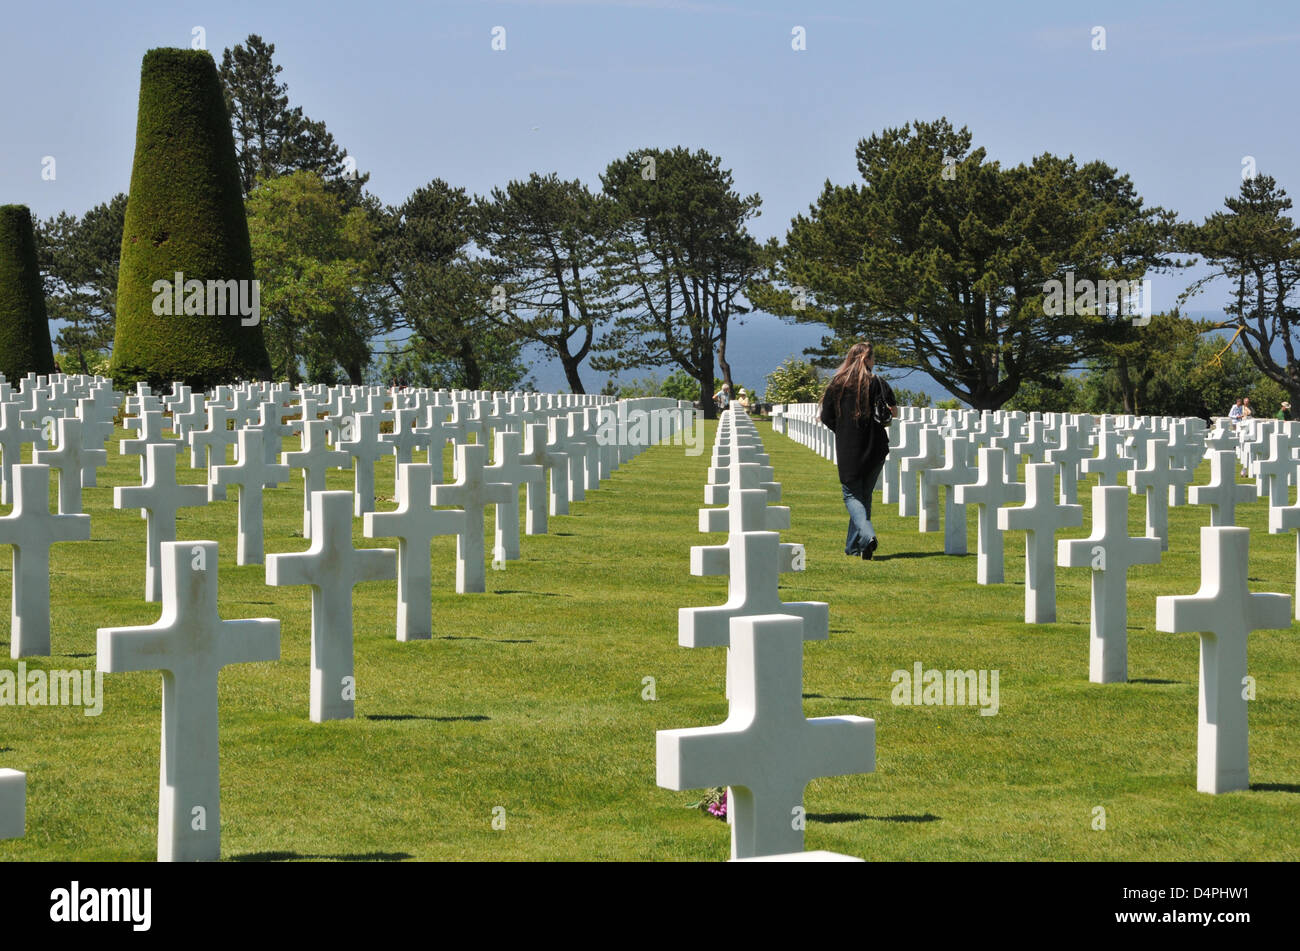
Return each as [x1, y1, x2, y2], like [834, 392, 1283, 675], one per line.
[819, 342, 897, 560]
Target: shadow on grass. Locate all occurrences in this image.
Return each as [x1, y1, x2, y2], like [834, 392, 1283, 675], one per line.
[491, 591, 566, 597]
[1130, 678, 1183, 685]
[439, 636, 535, 644]
[63, 652, 94, 659]
[1251, 783, 1300, 793]
[810, 812, 940, 824]
[231, 851, 414, 862]
[873, 551, 952, 561]
[365, 714, 490, 722]
[804, 693, 878, 702]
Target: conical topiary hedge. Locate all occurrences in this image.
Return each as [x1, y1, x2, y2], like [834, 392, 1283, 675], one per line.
[111, 48, 272, 388]
[0, 205, 57, 383]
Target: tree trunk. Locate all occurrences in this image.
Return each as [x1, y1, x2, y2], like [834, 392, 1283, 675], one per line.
[1116, 356, 1136, 415]
[700, 373, 716, 420]
[561, 354, 586, 394]
[717, 339, 733, 396]
[460, 336, 482, 390]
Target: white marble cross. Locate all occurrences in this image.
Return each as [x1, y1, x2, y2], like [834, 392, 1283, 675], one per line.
[1155, 527, 1291, 793]
[680, 522, 828, 649]
[338, 412, 386, 516]
[657, 613, 875, 859]
[75, 397, 114, 484]
[998, 463, 1082, 623]
[281, 419, 352, 539]
[1250, 431, 1294, 507]
[1128, 437, 1179, 551]
[364, 464, 466, 641]
[1058, 485, 1162, 683]
[381, 408, 429, 494]
[1189, 450, 1255, 527]
[33, 416, 105, 514]
[0, 402, 43, 505]
[266, 491, 395, 721]
[1082, 428, 1135, 488]
[0, 464, 91, 657]
[519, 421, 569, 529]
[121, 409, 170, 481]
[212, 429, 289, 565]
[250, 400, 294, 466]
[1269, 496, 1300, 620]
[485, 430, 540, 562]
[1045, 423, 1091, 504]
[188, 404, 236, 500]
[115, 443, 209, 603]
[900, 427, 945, 530]
[98, 540, 279, 860]
[882, 421, 919, 506]
[954, 447, 1025, 584]
[431, 443, 514, 593]
[925, 435, 977, 555]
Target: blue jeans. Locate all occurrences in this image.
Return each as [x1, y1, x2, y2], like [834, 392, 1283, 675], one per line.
[841, 461, 884, 555]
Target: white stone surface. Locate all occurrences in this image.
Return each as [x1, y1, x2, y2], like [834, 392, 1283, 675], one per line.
[97, 540, 280, 861]
[954, 448, 1025, 585]
[0, 768, 24, 840]
[0, 465, 91, 658]
[115, 443, 209, 603]
[431, 443, 513, 593]
[1155, 527, 1291, 794]
[365, 464, 466, 641]
[281, 419, 351, 539]
[998, 463, 1082, 623]
[1189, 450, 1255, 528]
[1058, 485, 1162, 683]
[212, 429, 289, 565]
[266, 491, 395, 721]
[657, 614, 874, 860]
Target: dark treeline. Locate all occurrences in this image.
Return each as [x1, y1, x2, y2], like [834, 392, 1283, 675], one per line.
[32, 39, 1300, 416]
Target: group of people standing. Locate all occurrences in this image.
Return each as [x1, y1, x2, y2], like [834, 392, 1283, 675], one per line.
[1229, 396, 1292, 423]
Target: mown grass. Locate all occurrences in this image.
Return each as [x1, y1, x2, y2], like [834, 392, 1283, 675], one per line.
[1, 418, 1297, 861]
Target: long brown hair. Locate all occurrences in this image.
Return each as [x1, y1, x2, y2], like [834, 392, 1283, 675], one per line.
[822, 341, 876, 421]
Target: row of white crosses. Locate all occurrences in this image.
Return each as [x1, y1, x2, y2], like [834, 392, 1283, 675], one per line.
[85, 386, 686, 860]
[776, 402, 1296, 796]
[0, 373, 119, 841]
[658, 408, 872, 861]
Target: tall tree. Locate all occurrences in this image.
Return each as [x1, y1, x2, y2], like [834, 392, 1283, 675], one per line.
[111, 48, 271, 389]
[475, 173, 614, 393]
[36, 193, 126, 372]
[219, 34, 366, 200]
[595, 147, 762, 418]
[1180, 173, 1300, 407]
[378, 180, 526, 390]
[0, 205, 58, 381]
[753, 119, 1179, 409]
[246, 171, 387, 385]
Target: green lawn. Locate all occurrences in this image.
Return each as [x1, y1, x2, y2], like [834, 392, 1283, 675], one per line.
[1, 418, 1297, 861]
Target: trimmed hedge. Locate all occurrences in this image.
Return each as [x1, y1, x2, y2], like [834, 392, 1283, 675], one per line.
[0, 205, 57, 383]
[111, 48, 271, 388]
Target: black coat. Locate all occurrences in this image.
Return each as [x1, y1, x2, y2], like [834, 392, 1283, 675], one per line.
[819, 377, 895, 484]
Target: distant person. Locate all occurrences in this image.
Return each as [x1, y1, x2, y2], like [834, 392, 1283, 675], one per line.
[1278, 402, 1292, 421]
[819, 341, 897, 560]
[713, 383, 731, 412]
[1242, 397, 1255, 420]
[1228, 399, 1244, 426]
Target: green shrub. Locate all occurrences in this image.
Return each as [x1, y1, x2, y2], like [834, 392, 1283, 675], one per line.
[111, 48, 271, 388]
[0, 205, 57, 382]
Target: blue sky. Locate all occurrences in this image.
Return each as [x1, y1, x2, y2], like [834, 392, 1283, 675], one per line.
[3, 0, 1295, 397]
